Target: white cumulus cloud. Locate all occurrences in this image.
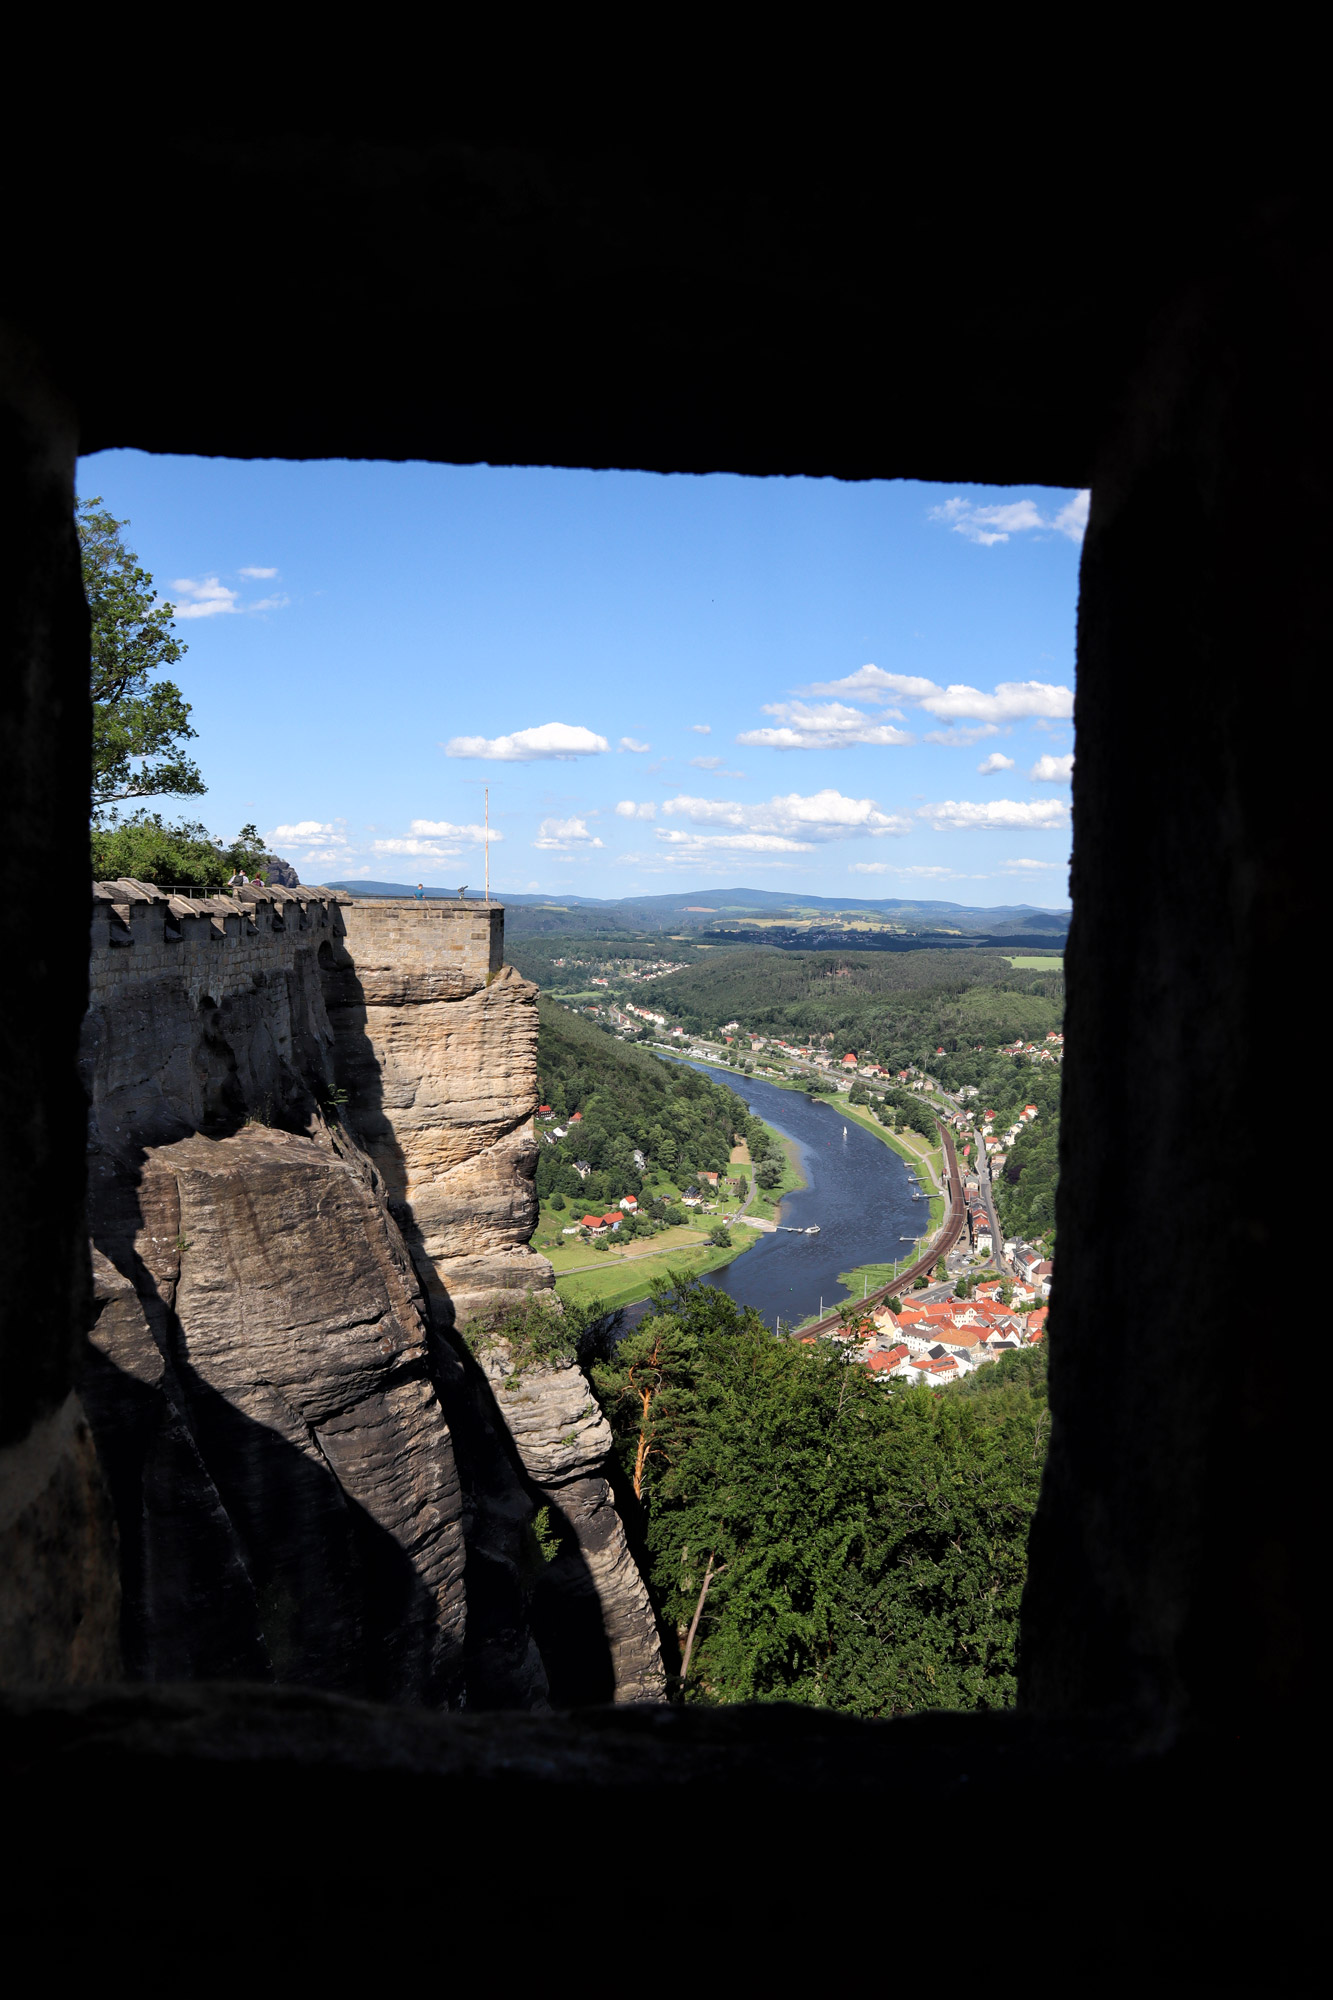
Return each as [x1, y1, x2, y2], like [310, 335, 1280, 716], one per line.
[619, 737, 651, 752]
[737, 701, 915, 751]
[663, 788, 911, 843]
[1003, 857, 1062, 871]
[265, 820, 340, 844]
[533, 816, 605, 851]
[978, 752, 1017, 774]
[172, 576, 240, 619]
[615, 800, 657, 820]
[927, 490, 1090, 547]
[410, 817, 500, 842]
[789, 667, 1071, 729]
[916, 798, 1070, 832]
[239, 565, 278, 579]
[655, 830, 814, 854]
[1028, 753, 1075, 782]
[445, 722, 610, 762]
[373, 838, 462, 859]
[1051, 492, 1091, 542]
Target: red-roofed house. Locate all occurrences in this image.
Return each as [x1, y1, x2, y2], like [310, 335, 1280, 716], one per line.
[917, 1355, 961, 1382]
[619, 1196, 638, 1211]
[601, 1212, 623, 1230]
[570, 1111, 583, 1123]
[866, 1346, 907, 1374]
[842, 1053, 858, 1068]
[581, 1215, 607, 1233]
[538, 1105, 553, 1116]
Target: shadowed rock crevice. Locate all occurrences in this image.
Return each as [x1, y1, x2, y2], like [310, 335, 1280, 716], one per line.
[325, 901, 664, 1704]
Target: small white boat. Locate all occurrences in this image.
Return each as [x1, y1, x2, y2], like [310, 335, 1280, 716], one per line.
[805, 1224, 821, 1235]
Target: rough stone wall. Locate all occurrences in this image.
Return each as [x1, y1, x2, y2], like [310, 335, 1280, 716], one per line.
[80, 880, 474, 1705]
[79, 884, 661, 1706]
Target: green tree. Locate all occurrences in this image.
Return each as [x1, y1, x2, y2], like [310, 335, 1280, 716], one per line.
[80, 499, 203, 813]
[592, 1276, 1047, 1712]
[591, 1311, 703, 1500]
[707, 1224, 732, 1248]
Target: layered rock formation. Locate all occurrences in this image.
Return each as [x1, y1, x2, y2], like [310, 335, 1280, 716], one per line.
[323, 902, 553, 1327]
[326, 899, 663, 1704]
[79, 883, 662, 1707]
[82, 882, 469, 1703]
[473, 1343, 664, 1705]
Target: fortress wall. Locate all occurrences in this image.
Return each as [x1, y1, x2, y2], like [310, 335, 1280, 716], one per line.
[78, 880, 477, 1708]
[90, 880, 343, 1010]
[337, 898, 503, 1000]
[79, 884, 649, 1707]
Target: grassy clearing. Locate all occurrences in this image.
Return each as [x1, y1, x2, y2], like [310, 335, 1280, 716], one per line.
[835, 1260, 913, 1300]
[541, 1218, 711, 1273]
[553, 1225, 762, 1311]
[1005, 954, 1064, 969]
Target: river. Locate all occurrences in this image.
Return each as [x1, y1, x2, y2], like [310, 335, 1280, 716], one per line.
[624, 1061, 930, 1331]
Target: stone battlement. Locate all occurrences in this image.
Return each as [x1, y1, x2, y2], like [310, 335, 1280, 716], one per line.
[89, 882, 508, 1011]
[90, 879, 346, 1007]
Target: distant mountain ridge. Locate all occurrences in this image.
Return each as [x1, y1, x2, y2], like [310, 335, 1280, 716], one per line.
[326, 880, 1070, 937]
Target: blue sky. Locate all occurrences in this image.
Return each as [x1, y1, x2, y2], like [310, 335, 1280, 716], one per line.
[79, 453, 1082, 906]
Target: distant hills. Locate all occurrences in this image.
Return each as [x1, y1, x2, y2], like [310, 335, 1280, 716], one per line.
[324, 879, 1070, 946]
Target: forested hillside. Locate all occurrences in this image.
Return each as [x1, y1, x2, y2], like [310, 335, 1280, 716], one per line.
[641, 948, 1063, 1060]
[508, 937, 711, 992]
[534, 997, 744, 1209]
[590, 1277, 1049, 1711]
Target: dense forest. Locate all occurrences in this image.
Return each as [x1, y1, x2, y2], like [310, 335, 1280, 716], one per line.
[587, 1276, 1049, 1711]
[534, 998, 746, 1210]
[636, 947, 1063, 1061]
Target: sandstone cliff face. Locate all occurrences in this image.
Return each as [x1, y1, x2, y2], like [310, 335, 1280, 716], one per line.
[81, 885, 476, 1705]
[79, 885, 661, 1710]
[328, 901, 664, 1704]
[324, 909, 553, 1328]
[475, 1344, 665, 1705]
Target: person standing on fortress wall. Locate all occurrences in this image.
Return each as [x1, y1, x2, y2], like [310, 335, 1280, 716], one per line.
[228, 868, 248, 890]
[415, 882, 425, 900]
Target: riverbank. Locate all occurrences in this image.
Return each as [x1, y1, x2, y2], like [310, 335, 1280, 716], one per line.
[836, 1099, 946, 1234]
[553, 1221, 764, 1311]
[746, 1125, 807, 1222]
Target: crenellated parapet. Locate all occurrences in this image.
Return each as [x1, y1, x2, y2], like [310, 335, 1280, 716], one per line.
[90, 879, 346, 1007]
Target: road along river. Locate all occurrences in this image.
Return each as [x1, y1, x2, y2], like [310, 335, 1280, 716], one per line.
[624, 1062, 931, 1331]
